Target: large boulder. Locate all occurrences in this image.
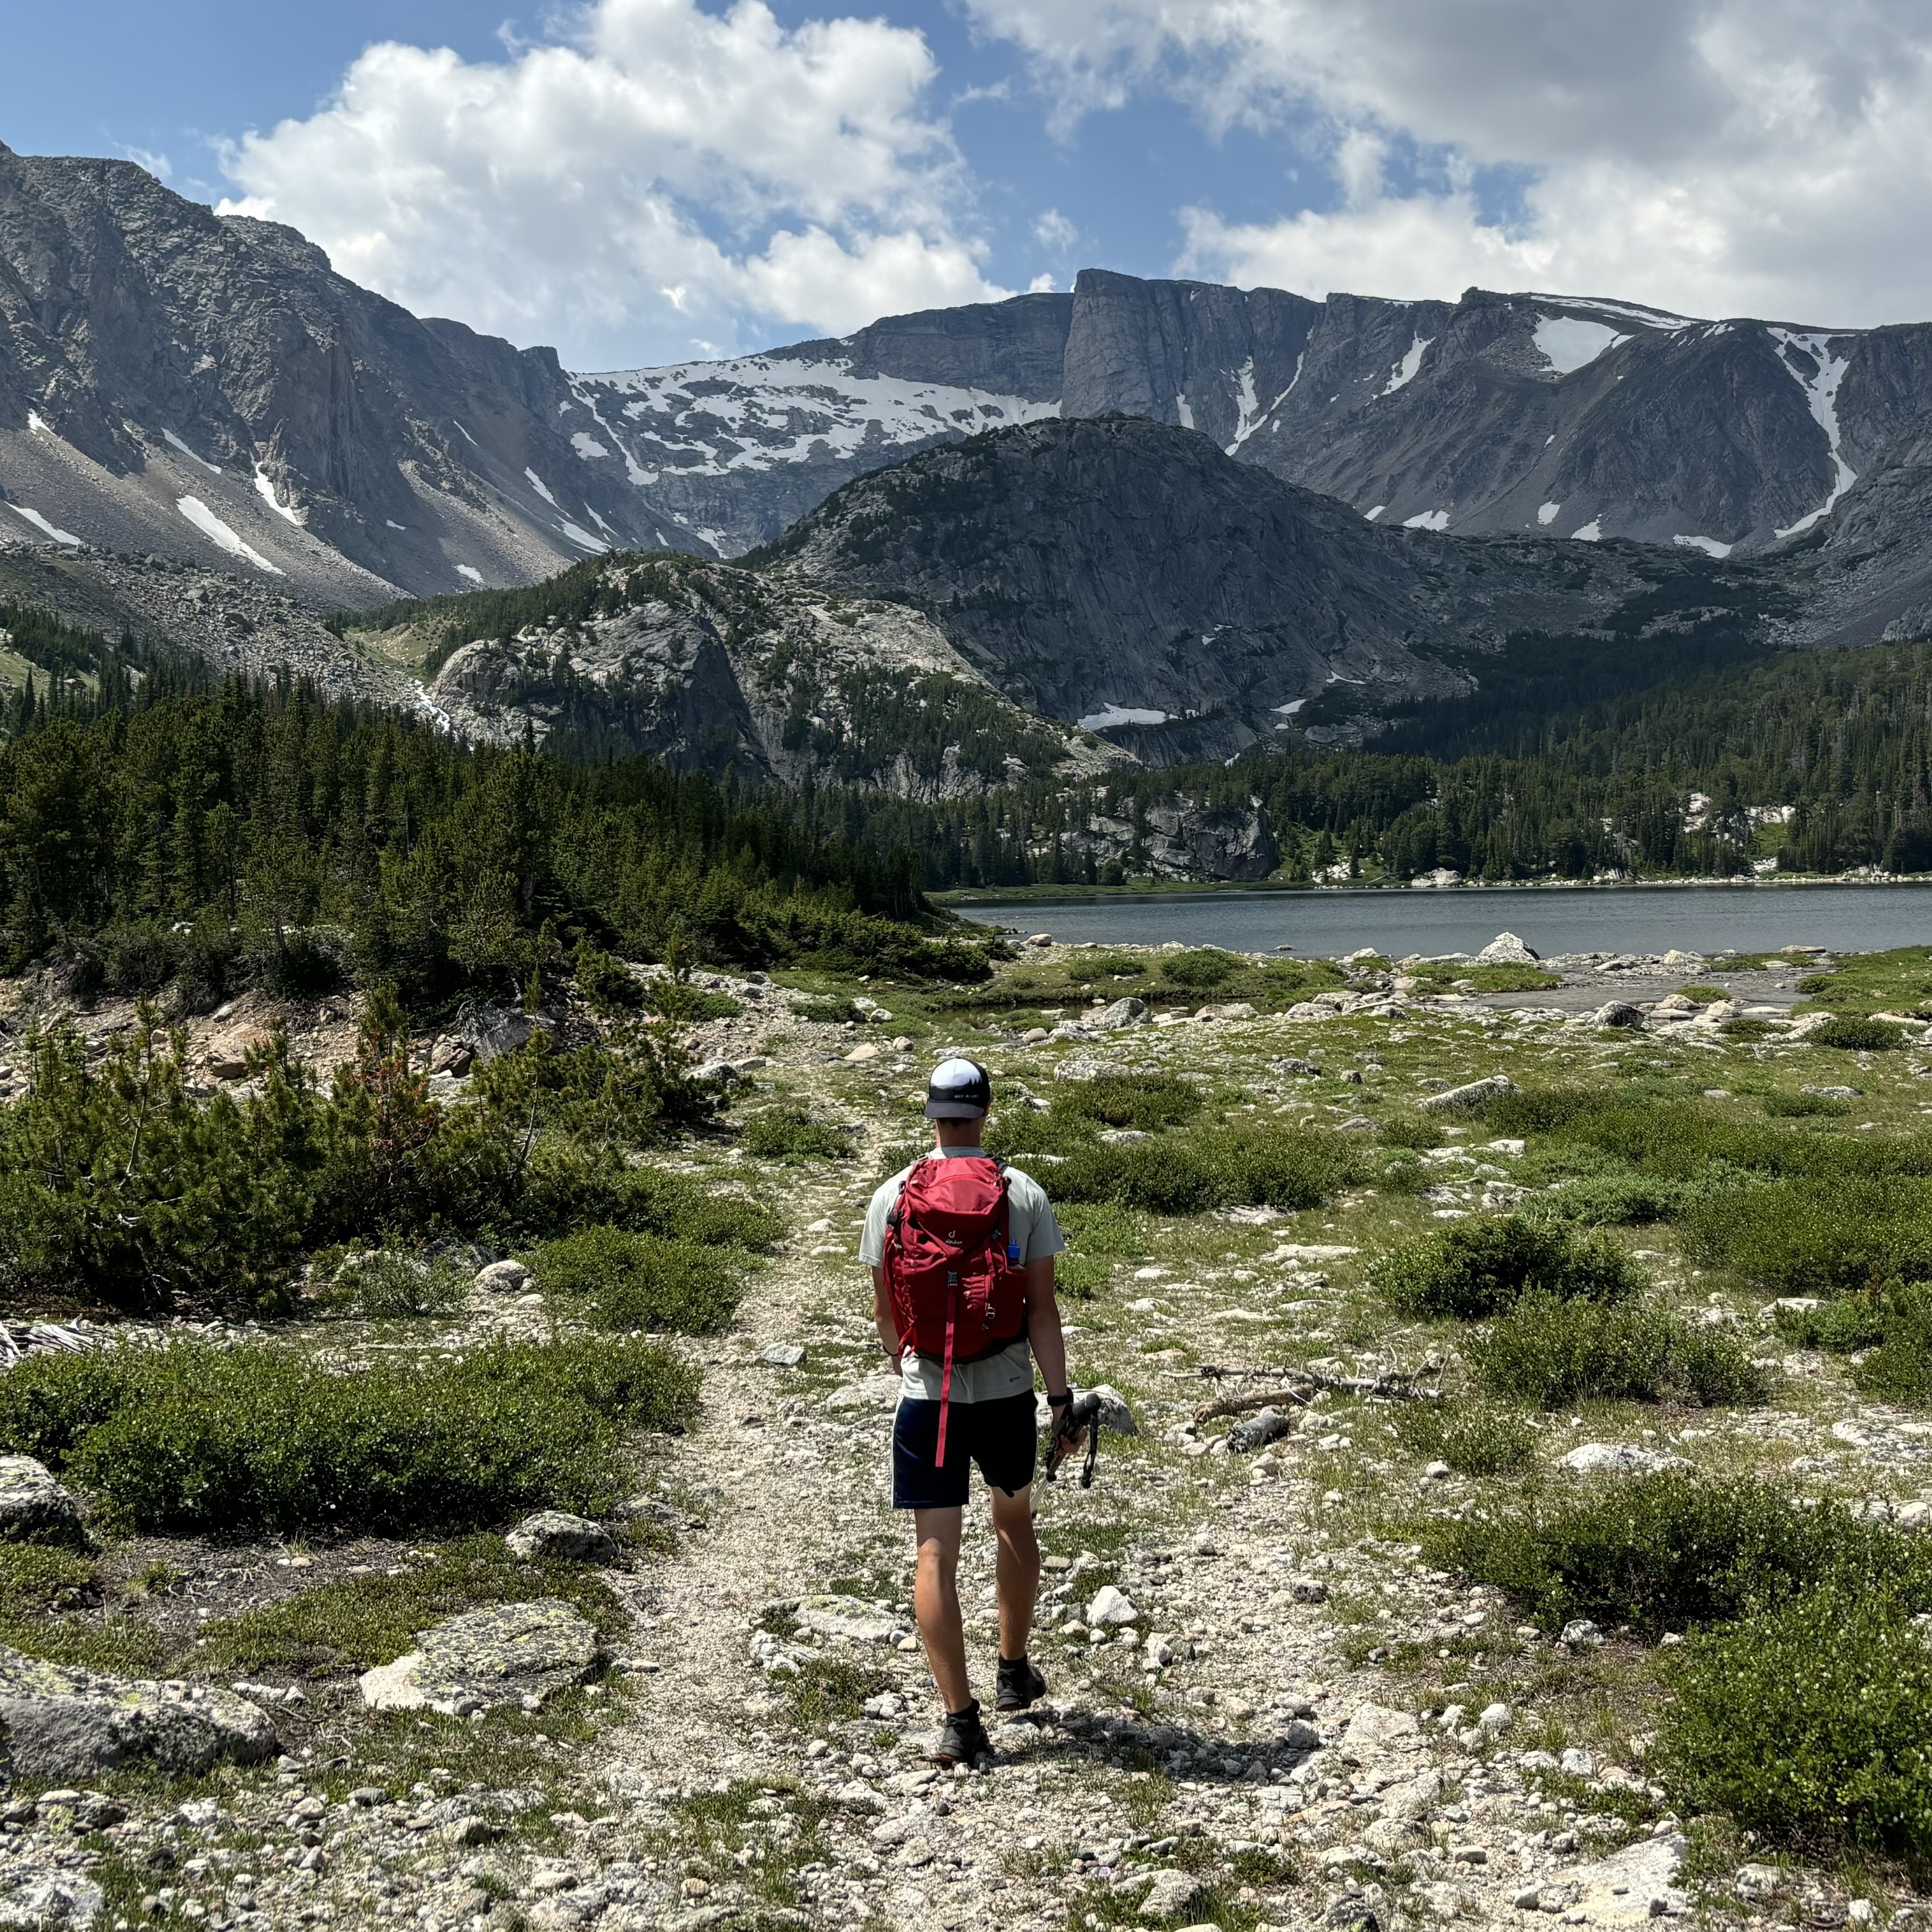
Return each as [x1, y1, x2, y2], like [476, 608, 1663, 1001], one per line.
[0, 1647, 278, 1779]
[1476, 931, 1539, 964]
[359, 1599, 601, 1716]
[505, 1511, 617, 1564]
[1093, 997, 1150, 1031]
[1419, 1074, 1516, 1114]
[0, 1458, 83, 1547]
[0, 1867, 104, 1929]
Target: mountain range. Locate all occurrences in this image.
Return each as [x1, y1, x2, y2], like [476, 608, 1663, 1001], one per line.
[6, 140, 1932, 774]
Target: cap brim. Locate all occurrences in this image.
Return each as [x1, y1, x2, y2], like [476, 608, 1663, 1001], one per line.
[924, 1101, 990, 1119]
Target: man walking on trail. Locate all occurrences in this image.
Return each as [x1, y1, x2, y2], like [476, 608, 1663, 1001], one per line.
[862, 1057, 1085, 1768]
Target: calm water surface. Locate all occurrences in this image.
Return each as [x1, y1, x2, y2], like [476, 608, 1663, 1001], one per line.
[953, 883, 1932, 958]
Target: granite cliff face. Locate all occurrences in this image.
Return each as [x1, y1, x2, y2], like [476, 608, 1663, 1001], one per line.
[761, 416, 1766, 763]
[0, 143, 701, 603]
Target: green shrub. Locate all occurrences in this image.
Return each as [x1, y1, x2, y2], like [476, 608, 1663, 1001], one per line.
[740, 1106, 852, 1161]
[1158, 949, 1240, 990]
[1472, 1294, 1769, 1408]
[612, 1168, 782, 1250]
[1659, 1587, 1932, 1856]
[1525, 1173, 1686, 1226]
[1378, 1114, 1444, 1151]
[1431, 1473, 1932, 1632]
[530, 1225, 746, 1333]
[1372, 1216, 1645, 1320]
[1395, 1402, 1534, 1475]
[1684, 1178, 1932, 1296]
[793, 996, 861, 1024]
[1761, 1089, 1851, 1117]
[1811, 1017, 1907, 1050]
[1854, 1289, 1932, 1404]
[1049, 1128, 1357, 1215]
[1052, 1073, 1202, 1132]
[1054, 1253, 1109, 1301]
[1675, 983, 1727, 1004]
[1773, 1294, 1890, 1351]
[0, 1336, 696, 1536]
[324, 1249, 470, 1317]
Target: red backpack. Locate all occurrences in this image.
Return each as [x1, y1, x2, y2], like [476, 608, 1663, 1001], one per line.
[885, 1155, 1029, 1465]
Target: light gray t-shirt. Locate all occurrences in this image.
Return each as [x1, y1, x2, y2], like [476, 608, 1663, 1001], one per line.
[861, 1145, 1065, 1405]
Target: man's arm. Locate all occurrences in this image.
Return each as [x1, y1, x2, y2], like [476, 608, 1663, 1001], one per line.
[1026, 1256, 1085, 1450]
[872, 1265, 899, 1361]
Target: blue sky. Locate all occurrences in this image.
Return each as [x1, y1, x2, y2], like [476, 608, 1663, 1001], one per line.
[7, 2, 1931, 369]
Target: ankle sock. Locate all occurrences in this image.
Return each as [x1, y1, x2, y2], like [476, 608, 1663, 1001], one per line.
[947, 1699, 980, 1722]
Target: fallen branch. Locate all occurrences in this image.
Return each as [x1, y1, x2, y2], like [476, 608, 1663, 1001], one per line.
[1192, 1385, 1310, 1426]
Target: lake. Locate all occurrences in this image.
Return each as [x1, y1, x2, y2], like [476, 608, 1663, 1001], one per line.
[952, 882, 1932, 958]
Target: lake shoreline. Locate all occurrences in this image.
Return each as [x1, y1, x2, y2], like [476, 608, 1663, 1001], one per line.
[942, 875, 1932, 908]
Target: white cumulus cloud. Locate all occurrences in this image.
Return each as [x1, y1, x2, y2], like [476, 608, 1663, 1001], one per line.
[967, 0, 1932, 326]
[218, 0, 1012, 368]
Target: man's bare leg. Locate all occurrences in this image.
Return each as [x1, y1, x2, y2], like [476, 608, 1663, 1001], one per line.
[990, 1484, 1040, 1663]
[912, 1506, 972, 1711]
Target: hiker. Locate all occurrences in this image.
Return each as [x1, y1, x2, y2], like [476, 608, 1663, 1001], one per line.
[862, 1057, 1085, 1767]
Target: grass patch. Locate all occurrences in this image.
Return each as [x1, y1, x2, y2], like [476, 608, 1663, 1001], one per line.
[0, 1335, 697, 1536]
[1406, 962, 1561, 994]
[1395, 1401, 1534, 1475]
[1471, 1295, 1769, 1408]
[792, 996, 862, 1024]
[739, 1106, 853, 1161]
[1761, 1089, 1853, 1117]
[1683, 1178, 1932, 1297]
[320, 1248, 470, 1317]
[1431, 1474, 1932, 1632]
[1053, 1073, 1203, 1133]
[1812, 1017, 1908, 1051]
[530, 1225, 748, 1333]
[0, 1544, 167, 1672]
[197, 1534, 626, 1678]
[783, 1655, 895, 1726]
[1372, 1215, 1646, 1320]
[1660, 1586, 1932, 1861]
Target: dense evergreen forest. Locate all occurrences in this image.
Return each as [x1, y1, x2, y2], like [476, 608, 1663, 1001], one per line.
[6, 591, 1932, 1007]
[0, 624, 988, 1006]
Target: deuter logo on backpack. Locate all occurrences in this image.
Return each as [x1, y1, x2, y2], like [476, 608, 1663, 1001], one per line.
[885, 1155, 1027, 1463]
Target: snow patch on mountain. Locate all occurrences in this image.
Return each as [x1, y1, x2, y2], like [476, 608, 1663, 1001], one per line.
[1403, 508, 1449, 530]
[1380, 334, 1433, 396]
[254, 465, 303, 527]
[1534, 316, 1629, 375]
[1769, 329, 1858, 539]
[8, 504, 80, 545]
[177, 496, 280, 575]
[1674, 533, 1732, 558]
[569, 357, 1058, 484]
[163, 429, 221, 474]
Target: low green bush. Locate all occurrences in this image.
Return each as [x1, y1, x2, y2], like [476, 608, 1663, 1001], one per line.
[1525, 1173, 1686, 1226]
[324, 1249, 471, 1317]
[1659, 1586, 1932, 1857]
[1472, 1294, 1769, 1408]
[1773, 1294, 1890, 1351]
[1684, 1178, 1932, 1296]
[1394, 1402, 1534, 1475]
[529, 1225, 746, 1333]
[1761, 1089, 1852, 1117]
[1158, 949, 1240, 990]
[792, 996, 861, 1024]
[1378, 1115, 1444, 1151]
[1049, 1128, 1359, 1215]
[0, 1336, 696, 1536]
[612, 1168, 782, 1250]
[739, 1107, 852, 1161]
[1811, 1016, 1907, 1050]
[1854, 1289, 1932, 1404]
[1372, 1216, 1645, 1320]
[1052, 1073, 1202, 1132]
[1431, 1472, 1932, 1632]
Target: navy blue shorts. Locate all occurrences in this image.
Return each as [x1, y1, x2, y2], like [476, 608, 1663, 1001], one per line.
[892, 1390, 1039, 1509]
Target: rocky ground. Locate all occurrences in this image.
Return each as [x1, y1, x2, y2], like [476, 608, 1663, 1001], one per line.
[2, 933, 1928, 1932]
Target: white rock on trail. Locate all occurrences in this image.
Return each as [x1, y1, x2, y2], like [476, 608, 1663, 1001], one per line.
[792, 1596, 901, 1644]
[1086, 1585, 1140, 1627]
[358, 1599, 599, 1716]
[504, 1511, 618, 1563]
[1559, 1442, 1686, 1477]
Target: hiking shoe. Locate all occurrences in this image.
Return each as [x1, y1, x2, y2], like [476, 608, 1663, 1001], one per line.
[933, 1703, 993, 1767]
[995, 1655, 1047, 1713]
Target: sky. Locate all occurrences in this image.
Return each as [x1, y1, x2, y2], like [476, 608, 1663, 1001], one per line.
[8, 1, 1932, 372]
